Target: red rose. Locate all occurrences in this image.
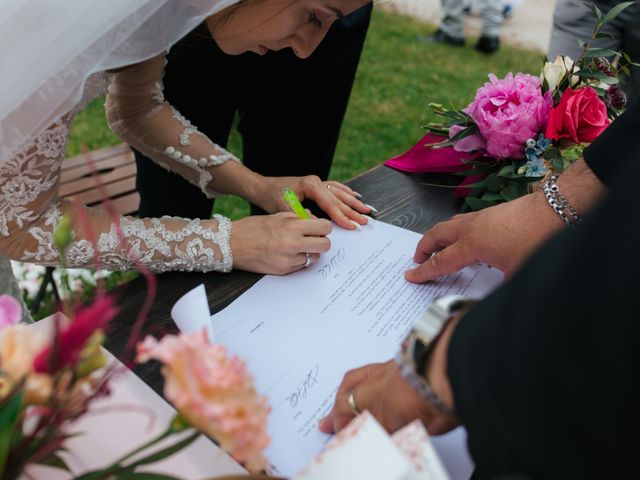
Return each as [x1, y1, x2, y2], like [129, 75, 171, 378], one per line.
[545, 87, 610, 143]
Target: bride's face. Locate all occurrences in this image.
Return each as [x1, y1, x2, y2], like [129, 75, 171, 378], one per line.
[207, 0, 368, 58]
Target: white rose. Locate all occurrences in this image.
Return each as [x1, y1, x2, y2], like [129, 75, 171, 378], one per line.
[542, 55, 579, 91]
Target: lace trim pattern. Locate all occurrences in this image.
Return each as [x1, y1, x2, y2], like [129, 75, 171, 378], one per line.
[0, 120, 66, 237]
[22, 205, 233, 273]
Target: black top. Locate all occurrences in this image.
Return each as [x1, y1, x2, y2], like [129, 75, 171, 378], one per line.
[448, 99, 640, 479]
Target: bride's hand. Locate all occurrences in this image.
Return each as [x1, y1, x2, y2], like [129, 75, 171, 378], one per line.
[230, 212, 332, 275]
[256, 176, 374, 231]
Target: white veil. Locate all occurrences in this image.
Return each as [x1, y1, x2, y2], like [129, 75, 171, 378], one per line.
[0, 0, 238, 164]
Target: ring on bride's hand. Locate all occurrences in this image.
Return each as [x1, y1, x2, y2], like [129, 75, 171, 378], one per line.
[347, 390, 361, 416]
[304, 252, 313, 268]
[326, 184, 332, 191]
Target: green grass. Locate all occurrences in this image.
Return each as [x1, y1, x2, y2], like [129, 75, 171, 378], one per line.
[68, 8, 543, 220]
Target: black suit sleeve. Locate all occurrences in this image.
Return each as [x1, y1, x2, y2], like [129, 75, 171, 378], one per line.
[446, 104, 640, 479]
[583, 97, 640, 186]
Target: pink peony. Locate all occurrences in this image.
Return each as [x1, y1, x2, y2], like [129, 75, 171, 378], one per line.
[0, 295, 21, 330]
[137, 331, 271, 473]
[463, 73, 553, 159]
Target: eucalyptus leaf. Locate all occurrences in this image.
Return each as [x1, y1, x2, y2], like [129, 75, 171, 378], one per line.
[601, 2, 635, 24]
[595, 32, 616, 40]
[582, 48, 619, 59]
[583, 2, 603, 22]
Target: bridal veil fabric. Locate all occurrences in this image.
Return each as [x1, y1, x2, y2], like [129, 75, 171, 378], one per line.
[0, 0, 237, 165]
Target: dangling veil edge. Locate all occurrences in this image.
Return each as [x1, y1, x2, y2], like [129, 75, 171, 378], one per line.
[0, 0, 239, 164]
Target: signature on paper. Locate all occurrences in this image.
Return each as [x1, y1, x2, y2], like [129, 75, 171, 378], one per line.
[319, 248, 346, 279]
[286, 364, 320, 408]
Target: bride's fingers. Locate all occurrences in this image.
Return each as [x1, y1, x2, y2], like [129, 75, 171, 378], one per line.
[329, 187, 372, 216]
[325, 181, 360, 198]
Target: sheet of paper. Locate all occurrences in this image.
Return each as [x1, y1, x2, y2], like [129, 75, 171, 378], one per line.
[177, 219, 502, 477]
[22, 315, 245, 480]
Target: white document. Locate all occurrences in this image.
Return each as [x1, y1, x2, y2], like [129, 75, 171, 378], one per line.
[174, 219, 502, 477]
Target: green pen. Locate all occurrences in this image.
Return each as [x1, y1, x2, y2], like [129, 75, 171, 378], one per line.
[282, 188, 311, 219]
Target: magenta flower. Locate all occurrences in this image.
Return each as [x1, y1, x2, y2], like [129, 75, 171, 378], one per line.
[462, 73, 552, 159]
[33, 294, 118, 374]
[0, 295, 21, 330]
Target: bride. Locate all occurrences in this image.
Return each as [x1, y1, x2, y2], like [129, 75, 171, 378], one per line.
[0, 0, 372, 317]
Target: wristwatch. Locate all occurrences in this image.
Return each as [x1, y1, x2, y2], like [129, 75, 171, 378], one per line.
[395, 294, 475, 414]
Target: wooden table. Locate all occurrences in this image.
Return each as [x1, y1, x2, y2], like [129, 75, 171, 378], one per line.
[105, 166, 459, 394]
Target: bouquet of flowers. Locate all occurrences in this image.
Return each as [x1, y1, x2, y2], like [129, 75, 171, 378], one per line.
[0, 216, 270, 479]
[386, 2, 637, 211]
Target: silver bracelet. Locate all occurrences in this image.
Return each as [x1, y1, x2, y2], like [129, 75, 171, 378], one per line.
[396, 355, 455, 415]
[542, 175, 583, 228]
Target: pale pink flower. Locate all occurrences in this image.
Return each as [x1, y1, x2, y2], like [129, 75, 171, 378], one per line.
[0, 324, 52, 404]
[137, 331, 271, 473]
[463, 73, 553, 159]
[0, 295, 21, 330]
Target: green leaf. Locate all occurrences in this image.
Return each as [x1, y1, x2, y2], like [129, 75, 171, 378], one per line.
[501, 182, 528, 201]
[595, 32, 616, 40]
[551, 157, 566, 171]
[485, 173, 506, 193]
[480, 191, 504, 202]
[0, 391, 24, 475]
[455, 180, 487, 190]
[36, 454, 71, 472]
[576, 69, 619, 84]
[125, 432, 201, 470]
[583, 2, 603, 22]
[543, 146, 561, 161]
[497, 164, 516, 177]
[561, 145, 584, 163]
[601, 2, 635, 24]
[582, 48, 619, 59]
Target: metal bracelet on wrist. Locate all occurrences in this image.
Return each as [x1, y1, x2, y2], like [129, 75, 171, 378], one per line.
[396, 353, 455, 415]
[542, 175, 583, 228]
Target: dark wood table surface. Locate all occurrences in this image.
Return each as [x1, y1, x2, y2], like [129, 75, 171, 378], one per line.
[105, 166, 459, 395]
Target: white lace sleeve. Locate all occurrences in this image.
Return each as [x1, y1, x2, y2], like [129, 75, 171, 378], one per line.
[105, 54, 239, 198]
[0, 117, 234, 273]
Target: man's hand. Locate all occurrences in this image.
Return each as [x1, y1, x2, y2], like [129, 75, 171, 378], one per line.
[405, 191, 563, 283]
[318, 360, 459, 436]
[405, 157, 606, 283]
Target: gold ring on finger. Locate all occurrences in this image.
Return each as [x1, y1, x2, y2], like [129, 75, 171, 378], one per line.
[347, 390, 361, 416]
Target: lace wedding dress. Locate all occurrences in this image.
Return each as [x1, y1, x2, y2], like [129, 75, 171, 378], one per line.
[0, 54, 244, 317]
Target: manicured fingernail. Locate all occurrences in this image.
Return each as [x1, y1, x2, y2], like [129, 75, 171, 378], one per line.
[353, 191, 363, 199]
[365, 204, 378, 213]
[362, 215, 375, 222]
[350, 220, 362, 230]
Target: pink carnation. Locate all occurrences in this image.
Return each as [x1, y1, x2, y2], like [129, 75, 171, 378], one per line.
[137, 331, 270, 473]
[462, 73, 552, 159]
